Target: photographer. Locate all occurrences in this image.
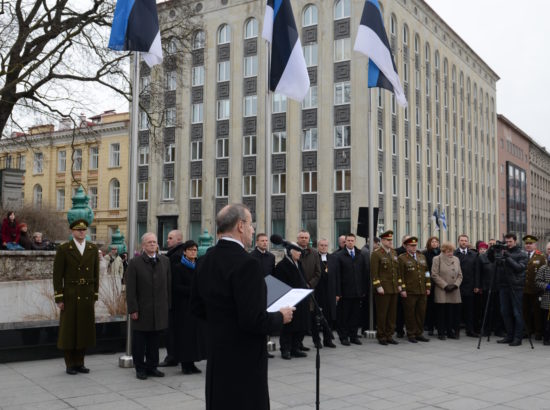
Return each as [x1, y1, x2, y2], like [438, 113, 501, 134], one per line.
[488, 233, 528, 346]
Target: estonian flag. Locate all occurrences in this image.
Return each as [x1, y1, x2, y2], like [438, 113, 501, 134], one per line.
[354, 0, 407, 107]
[432, 209, 440, 230]
[262, 0, 310, 102]
[108, 0, 163, 67]
[440, 210, 447, 231]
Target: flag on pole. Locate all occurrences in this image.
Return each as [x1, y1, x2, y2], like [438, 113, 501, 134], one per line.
[354, 0, 407, 107]
[440, 210, 447, 231]
[262, 0, 310, 102]
[108, 0, 163, 67]
[432, 209, 440, 231]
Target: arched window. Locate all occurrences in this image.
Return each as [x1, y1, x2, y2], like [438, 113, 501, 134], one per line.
[193, 31, 205, 50]
[109, 179, 120, 209]
[217, 24, 231, 44]
[334, 0, 350, 20]
[443, 58, 448, 75]
[402, 24, 409, 45]
[452, 65, 456, 82]
[244, 18, 258, 39]
[425, 42, 430, 62]
[434, 50, 440, 69]
[33, 184, 42, 209]
[414, 34, 420, 55]
[302, 4, 318, 26]
[167, 37, 178, 54]
[390, 14, 397, 36]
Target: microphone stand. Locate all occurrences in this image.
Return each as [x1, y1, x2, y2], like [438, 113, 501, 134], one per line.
[310, 292, 331, 410]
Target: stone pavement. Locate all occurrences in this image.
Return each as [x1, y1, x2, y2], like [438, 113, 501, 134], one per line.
[1, 335, 550, 410]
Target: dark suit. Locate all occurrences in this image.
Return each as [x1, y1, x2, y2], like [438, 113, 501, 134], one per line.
[454, 248, 478, 334]
[250, 247, 275, 277]
[191, 239, 284, 410]
[126, 253, 171, 374]
[53, 239, 99, 368]
[314, 253, 338, 343]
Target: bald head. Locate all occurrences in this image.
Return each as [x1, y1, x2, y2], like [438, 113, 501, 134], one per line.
[166, 230, 183, 249]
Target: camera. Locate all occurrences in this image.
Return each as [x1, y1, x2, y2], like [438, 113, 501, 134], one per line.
[490, 240, 507, 260]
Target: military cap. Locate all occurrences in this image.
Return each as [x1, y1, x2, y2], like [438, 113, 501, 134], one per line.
[523, 235, 538, 244]
[403, 236, 418, 245]
[380, 230, 393, 240]
[70, 219, 89, 230]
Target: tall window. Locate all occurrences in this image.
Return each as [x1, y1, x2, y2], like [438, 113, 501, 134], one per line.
[333, 38, 351, 61]
[334, 125, 351, 147]
[216, 138, 229, 158]
[217, 24, 231, 44]
[109, 179, 120, 209]
[89, 146, 99, 170]
[335, 170, 351, 192]
[302, 171, 317, 193]
[33, 184, 42, 208]
[89, 187, 98, 209]
[193, 31, 205, 49]
[138, 182, 148, 202]
[191, 141, 203, 160]
[139, 110, 149, 130]
[165, 107, 176, 127]
[243, 55, 258, 77]
[334, 0, 351, 19]
[334, 81, 351, 104]
[140, 75, 151, 94]
[163, 180, 175, 200]
[272, 93, 287, 113]
[243, 95, 257, 117]
[303, 44, 318, 67]
[33, 152, 43, 174]
[217, 61, 230, 82]
[167, 37, 178, 54]
[109, 143, 120, 167]
[192, 66, 205, 86]
[166, 70, 177, 91]
[243, 175, 256, 196]
[217, 99, 230, 120]
[216, 177, 229, 197]
[272, 132, 286, 153]
[302, 86, 318, 109]
[243, 135, 256, 156]
[378, 171, 384, 193]
[244, 18, 258, 39]
[57, 150, 66, 172]
[56, 188, 65, 211]
[192, 103, 203, 123]
[302, 128, 318, 151]
[303, 5, 318, 26]
[164, 144, 175, 163]
[138, 146, 149, 165]
[190, 179, 202, 198]
[72, 149, 82, 171]
[272, 173, 286, 194]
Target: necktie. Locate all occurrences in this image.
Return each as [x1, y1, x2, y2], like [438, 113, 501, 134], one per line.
[350, 250, 355, 259]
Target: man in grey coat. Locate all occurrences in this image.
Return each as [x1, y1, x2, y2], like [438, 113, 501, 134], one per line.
[126, 232, 171, 380]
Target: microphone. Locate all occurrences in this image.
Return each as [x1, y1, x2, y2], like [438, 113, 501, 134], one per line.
[270, 234, 303, 253]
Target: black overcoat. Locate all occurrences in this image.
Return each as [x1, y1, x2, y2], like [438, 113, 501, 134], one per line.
[126, 253, 171, 331]
[454, 248, 478, 293]
[168, 245, 207, 363]
[272, 257, 310, 332]
[334, 247, 368, 298]
[190, 239, 283, 410]
[53, 240, 99, 350]
[315, 253, 338, 321]
[250, 247, 275, 277]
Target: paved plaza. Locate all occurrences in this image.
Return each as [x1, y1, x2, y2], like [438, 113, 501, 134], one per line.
[1, 335, 550, 410]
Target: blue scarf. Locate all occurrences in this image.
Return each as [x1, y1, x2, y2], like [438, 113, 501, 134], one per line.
[181, 255, 196, 270]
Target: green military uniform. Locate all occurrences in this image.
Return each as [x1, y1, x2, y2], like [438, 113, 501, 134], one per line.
[522, 235, 546, 339]
[53, 219, 99, 372]
[371, 231, 401, 344]
[398, 237, 431, 340]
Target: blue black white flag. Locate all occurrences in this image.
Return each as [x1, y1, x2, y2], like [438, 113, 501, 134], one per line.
[432, 209, 440, 230]
[354, 0, 407, 107]
[440, 210, 447, 231]
[108, 0, 163, 67]
[262, 0, 310, 102]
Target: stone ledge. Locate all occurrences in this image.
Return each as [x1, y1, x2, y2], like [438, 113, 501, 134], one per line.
[0, 252, 55, 282]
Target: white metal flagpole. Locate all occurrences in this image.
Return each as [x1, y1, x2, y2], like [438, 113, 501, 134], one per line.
[367, 86, 375, 334]
[119, 50, 140, 368]
[264, 41, 272, 242]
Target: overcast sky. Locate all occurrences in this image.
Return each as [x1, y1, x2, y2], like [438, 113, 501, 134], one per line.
[425, 0, 550, 149]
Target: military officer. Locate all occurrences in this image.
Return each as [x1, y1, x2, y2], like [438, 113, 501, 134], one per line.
[398, 236, 431, 343]
[523, 235, 546, 340]
[371, 230, 401, 345]
[53, 219, 99, 375]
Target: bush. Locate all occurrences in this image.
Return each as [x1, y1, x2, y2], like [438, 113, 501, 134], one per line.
[0, 205, 69, 242]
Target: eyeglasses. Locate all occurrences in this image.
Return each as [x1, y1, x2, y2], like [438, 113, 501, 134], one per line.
[241, 219, 256, 229]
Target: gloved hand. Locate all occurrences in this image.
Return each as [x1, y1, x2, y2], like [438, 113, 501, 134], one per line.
[444, 284, 457, 292]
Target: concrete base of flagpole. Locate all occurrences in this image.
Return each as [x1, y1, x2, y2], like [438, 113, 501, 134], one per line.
[118, 355, 133, 368]
[363, 330, 377, 339]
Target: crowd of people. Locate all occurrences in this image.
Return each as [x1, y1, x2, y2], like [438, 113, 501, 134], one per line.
[1, 210, 52, 250]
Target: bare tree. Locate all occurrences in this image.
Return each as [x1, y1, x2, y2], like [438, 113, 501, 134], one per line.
[0, 0, 201, 141]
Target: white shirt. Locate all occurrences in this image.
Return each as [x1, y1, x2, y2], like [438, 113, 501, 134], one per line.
[221, 236, 244, 249]
[74, 239, 86, 256]
[320, 253, 327, 262]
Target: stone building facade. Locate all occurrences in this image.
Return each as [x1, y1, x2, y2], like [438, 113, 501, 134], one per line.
[142, 0, 499, 248]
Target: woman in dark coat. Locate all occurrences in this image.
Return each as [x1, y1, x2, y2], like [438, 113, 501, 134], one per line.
[1, 211, 21, 249]
[273, 244, 310, 359]
[172, 240, 206, 374]
[423, 236, 440, 335]
[18, 223, 32, 250]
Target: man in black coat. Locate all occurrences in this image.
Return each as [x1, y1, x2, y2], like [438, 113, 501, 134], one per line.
[489, 233, 528, 346]
[250, 233, 275, 277]
[454, 234, 479, 337]
[159, 229, 184, 367]
[334, 233, 367, 345]
[190, 203, 294, 410]
[126, 232, 171, 380]
[314, 238, 338, 348]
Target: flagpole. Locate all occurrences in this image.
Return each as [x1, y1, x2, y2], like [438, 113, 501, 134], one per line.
[264, 40, 272, 243]
[119, 50, 140, 369]
[367, 86, 375, 333]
